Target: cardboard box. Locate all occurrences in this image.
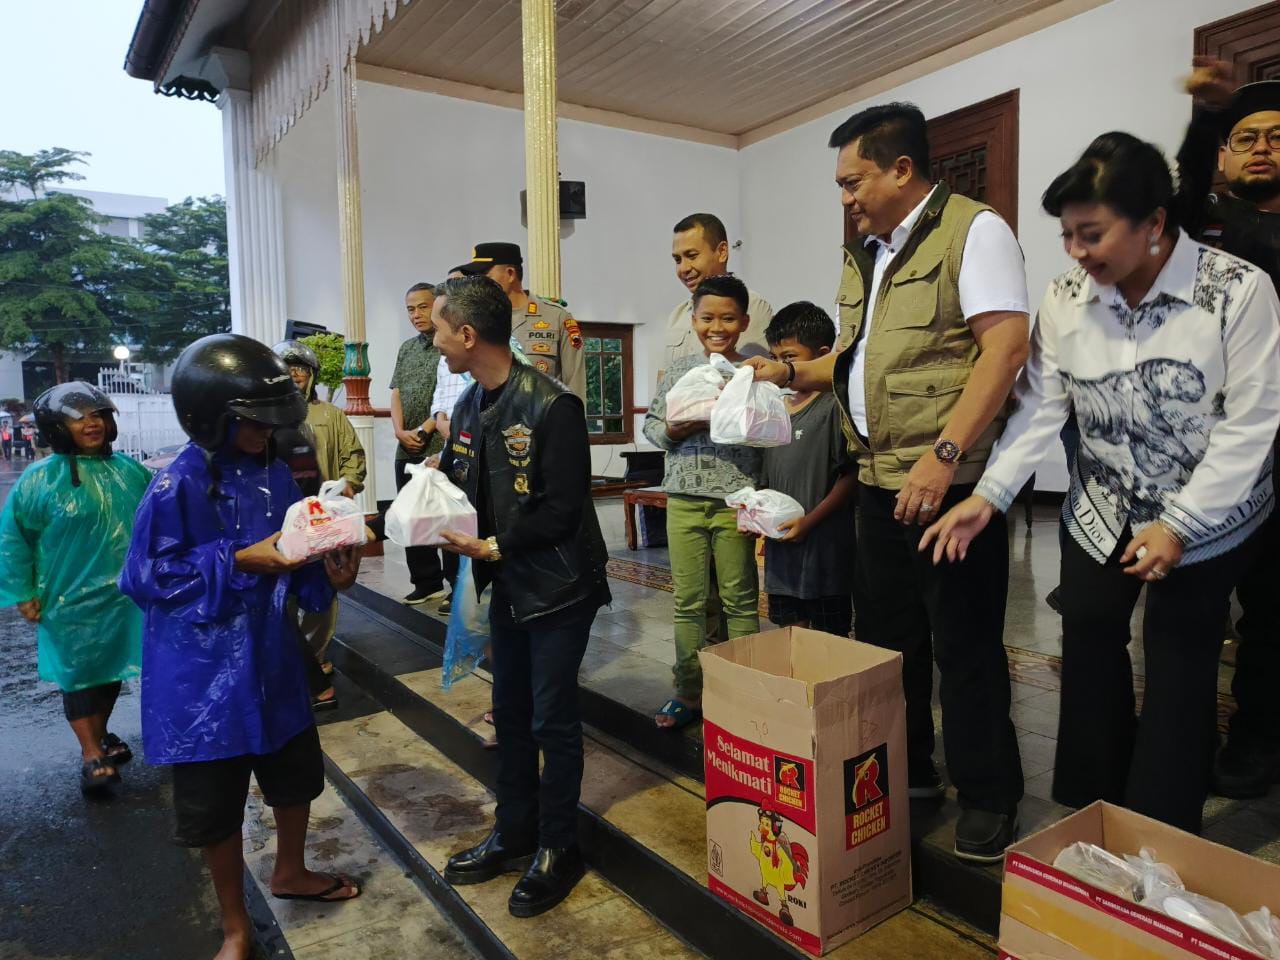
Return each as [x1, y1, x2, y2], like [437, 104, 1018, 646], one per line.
[1000, 801, 1280, 960]
[699, 627, 912, 956]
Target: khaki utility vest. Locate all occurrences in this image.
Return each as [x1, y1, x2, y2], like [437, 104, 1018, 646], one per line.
[832, 183, 1008, 490]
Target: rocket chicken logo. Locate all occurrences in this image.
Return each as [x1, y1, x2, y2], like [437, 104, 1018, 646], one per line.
[842, 744, 890, 850]
[773, 756, 808, 812]
[306, 499, 332, 527]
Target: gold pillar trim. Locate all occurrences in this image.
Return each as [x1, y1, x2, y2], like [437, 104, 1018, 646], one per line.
[521, 0, 561, 300]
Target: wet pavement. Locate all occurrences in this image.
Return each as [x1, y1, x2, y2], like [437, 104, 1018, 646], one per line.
[0, 456, 224, 959]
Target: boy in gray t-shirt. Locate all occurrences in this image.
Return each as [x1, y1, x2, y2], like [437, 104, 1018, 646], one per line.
[757, 303, 857, 636]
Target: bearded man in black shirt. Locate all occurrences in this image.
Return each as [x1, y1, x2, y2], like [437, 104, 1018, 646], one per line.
[1179, 59, 1280, 799]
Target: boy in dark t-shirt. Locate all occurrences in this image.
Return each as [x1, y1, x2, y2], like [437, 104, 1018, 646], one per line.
[757, 302, 857, 637]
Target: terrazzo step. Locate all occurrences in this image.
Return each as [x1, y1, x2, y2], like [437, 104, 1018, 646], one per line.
[342, 583, 1010, 935]
[240, 768, 482, 960]
[330, 599, 998, 959]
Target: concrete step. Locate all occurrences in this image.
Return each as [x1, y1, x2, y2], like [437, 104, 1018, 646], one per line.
[330, 596, 997, 958]
[344, 580, 1014, 936]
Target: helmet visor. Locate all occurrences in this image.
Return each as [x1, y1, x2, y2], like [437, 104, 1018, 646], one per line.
[226, 392, 307, 428]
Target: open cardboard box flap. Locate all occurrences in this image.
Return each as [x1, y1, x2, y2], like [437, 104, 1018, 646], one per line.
[701, 627, 901, 708]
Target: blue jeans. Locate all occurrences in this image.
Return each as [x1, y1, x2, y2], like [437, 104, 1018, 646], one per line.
[489, 588, 595, 848]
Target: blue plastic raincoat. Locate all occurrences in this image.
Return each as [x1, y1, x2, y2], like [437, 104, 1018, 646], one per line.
[0, 453, 151, 691]
[119, 443, 333, 765]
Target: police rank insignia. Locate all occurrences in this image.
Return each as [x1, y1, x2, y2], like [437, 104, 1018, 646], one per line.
[527, 301, 539, 315]
[532, 318, 551, 331]
[502, 423, 533, 466]
[564, 317, 584, 349]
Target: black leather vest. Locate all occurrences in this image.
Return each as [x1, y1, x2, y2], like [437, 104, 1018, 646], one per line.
[449, 362, 610, 624]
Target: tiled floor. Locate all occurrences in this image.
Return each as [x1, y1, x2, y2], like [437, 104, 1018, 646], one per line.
[356, 497, 1280, 865]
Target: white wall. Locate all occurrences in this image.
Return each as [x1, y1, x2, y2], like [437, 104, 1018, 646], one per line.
[275, 81, 741, 499]
[737, 0, 1255, 490]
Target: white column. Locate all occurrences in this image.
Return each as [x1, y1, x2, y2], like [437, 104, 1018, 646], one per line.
[218, 86, 287, 345]
[332, 0, 377, 515]
[522, 0, 561, 299]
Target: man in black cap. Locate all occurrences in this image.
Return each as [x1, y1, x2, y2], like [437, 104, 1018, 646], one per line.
[1179, 59, 1280, 799]
[457, 242, 587, 400]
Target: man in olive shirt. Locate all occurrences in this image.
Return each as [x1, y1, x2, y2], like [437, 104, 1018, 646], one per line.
[390, 282, 447, 604]
[458, 243, 586, 400]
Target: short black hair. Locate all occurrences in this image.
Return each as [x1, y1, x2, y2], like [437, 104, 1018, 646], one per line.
[692, 273, 749, 314]
[437, 276, 512, 345]
[405, 282, 435, 297]
[1042, 131, 1179, 235]
[828, 102, 930, 176]
[765, 301, 835, 352]
[673, 213, 728, 249]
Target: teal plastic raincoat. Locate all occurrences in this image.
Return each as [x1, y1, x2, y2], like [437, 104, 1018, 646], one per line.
[0, 453, 152, 691]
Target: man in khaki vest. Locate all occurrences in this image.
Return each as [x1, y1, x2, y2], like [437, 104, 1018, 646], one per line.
[749, 102, 1030, 862]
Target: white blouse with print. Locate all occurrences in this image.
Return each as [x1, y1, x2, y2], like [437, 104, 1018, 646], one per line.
[976, 231, 1280, 565]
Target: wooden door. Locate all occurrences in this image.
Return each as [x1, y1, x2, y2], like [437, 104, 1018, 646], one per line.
[844, 90, 1019, 244]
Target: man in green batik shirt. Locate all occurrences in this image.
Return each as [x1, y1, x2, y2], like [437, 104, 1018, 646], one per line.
[390, 282, 448, 604]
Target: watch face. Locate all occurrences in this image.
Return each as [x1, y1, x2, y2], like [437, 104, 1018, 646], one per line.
[935, 439, 961, 463]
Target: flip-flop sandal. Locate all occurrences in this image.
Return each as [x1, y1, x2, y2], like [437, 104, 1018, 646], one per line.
[274, 873, 361, 903]
[80, 757, 120, 793]
[312, 692, 340, 712]
[655, 699, 702, 731]
[100, 733, 133, 765]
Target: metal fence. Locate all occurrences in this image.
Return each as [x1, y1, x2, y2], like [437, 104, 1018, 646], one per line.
[94, 367, 186, 462]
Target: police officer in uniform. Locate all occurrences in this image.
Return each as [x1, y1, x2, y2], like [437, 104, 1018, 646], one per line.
[458, 242, 587, 400]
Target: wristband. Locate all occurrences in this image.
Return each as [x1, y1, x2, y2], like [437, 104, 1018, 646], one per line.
[783, 360, 796, 386]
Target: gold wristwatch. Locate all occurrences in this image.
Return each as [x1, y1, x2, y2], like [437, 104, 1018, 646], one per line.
[486, 536, 502, 562]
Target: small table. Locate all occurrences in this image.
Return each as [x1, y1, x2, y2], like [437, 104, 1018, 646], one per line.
[622, 486, 668, 551]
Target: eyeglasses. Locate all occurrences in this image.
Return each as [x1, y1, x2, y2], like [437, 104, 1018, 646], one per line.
[1227, 128, 1280, 153]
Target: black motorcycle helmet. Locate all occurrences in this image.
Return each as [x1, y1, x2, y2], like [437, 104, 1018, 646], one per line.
[33, 382, 118, 456]
[271, 339, 321, 401]
[171, 333, 307, 451]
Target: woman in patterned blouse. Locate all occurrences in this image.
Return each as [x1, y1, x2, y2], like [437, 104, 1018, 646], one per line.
[921, 132, 1280, 834]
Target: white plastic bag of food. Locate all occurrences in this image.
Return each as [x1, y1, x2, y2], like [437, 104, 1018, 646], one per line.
[385, 462, 478, 547]
[1244, 906, 1280, 959]
[709, 354, 792, 447]
[277, 480, 367, 562]
[665, 360, 726, 425]
[726, 486, 805, 540]
[1051, 842, 1143, 901]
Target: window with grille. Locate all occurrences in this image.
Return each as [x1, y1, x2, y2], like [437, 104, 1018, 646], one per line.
[580, 322, 633, 444]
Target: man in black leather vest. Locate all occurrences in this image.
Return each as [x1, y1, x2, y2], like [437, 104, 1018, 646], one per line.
[432, 275, 610, 918]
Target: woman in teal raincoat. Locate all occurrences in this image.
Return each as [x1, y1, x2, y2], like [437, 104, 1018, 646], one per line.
[0, 383, 151, 792]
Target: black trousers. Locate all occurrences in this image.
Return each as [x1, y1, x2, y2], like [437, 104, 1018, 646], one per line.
[1053, 526, 1253, 834]
[489, 588, 595, 849]
[1229, 507, 1280, 755]
[854, 483, 1022, 814]
[62, 681, 123, 722]
[394, 457, 446, 591]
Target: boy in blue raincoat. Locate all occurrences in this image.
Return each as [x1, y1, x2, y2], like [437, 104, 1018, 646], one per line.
[120, 335, 364, 960]
[0, 383, 150, 793]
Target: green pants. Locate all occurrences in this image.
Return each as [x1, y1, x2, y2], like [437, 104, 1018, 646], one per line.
[667, 494, 759, 700]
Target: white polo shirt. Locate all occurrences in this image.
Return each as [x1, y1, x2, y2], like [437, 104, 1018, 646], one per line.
[845, 186, 1029, 435]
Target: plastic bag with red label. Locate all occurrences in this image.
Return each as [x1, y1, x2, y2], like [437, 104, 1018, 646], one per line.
[709, 353, 792, 447]
[665, 361, 726, 425]
[726, 486, 805, 540]
[385, 462, 478, 547]
[277, 479, 367, 562]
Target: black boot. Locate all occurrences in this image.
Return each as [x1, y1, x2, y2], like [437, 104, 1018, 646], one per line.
[444, 830, 536, 885]
[508, 845, 585, 918]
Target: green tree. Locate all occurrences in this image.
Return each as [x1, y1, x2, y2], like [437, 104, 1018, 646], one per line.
[127, 196, 231, 363]
[0, 192, 117, 384]
[0, 148, 88, 200]
[300, 332, 346, 400]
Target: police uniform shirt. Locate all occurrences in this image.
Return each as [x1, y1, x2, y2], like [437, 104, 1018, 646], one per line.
[664, 287, 775, 368]
[511, 295, 587, 400]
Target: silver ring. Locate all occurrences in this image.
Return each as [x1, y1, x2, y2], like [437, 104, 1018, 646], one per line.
[1151, 569, 1167, 580]
[921, 502, 935, 513]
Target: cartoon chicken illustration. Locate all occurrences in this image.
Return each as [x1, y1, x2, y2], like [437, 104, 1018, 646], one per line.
[749, 802, 810, 927]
